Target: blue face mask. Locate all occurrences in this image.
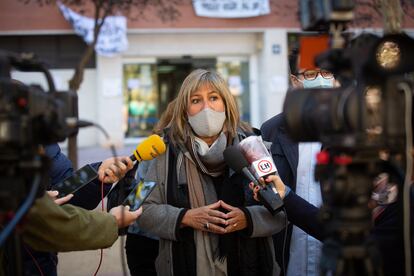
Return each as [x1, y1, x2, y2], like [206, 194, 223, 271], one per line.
[303, 75, 334, 88]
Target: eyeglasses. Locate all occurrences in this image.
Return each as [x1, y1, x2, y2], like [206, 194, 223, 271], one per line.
[298, 70, 334, 80]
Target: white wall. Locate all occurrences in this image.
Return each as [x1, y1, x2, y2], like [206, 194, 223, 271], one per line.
[11, 69, 98, 147]
[96, 55, 124, 147]
[257, 29, 289, 124]
[124, 32, 257, 57]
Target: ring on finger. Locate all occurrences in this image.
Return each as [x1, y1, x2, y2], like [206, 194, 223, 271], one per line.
[204, 222, 209, 230]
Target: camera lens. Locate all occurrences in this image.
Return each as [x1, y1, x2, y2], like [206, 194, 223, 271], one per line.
[376, 41, 401, 70]
[283, 86, 358, 143]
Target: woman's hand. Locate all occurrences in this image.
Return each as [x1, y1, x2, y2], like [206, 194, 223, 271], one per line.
[249, 174, 287, 201]
[98, 156, 134, 184]
[220, 201, 247, 233]
[181, 201, 228, 234]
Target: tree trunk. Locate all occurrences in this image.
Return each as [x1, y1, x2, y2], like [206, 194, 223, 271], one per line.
[67, 45, 95, 168]
[67, 3, 107, 168]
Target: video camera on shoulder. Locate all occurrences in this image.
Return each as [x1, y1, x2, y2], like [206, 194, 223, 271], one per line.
[283, 2, 414, 275]
[0, 51, 79, 212]
[0, 51, 79, 148]
[285, 1, 414, 151]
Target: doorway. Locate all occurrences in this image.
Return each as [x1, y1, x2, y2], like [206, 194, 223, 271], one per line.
[123, 57, 216, 138]
[157, 57, 216, 113]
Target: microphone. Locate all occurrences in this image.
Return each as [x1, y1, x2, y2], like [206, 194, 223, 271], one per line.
[105, 134, 166, 207]
[223, 145, 284, 215]
[223, 145, 260, 186]
[129, 134, 167, 162]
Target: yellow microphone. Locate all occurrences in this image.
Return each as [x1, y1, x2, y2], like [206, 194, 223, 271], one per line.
[130, 134, 166, 162]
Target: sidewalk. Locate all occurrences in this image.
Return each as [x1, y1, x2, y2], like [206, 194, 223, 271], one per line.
[58, 145, 137, 276]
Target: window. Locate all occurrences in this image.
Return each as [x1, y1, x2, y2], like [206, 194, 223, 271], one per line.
[217, 59, 251, 122]
[123, 63, 158, 137]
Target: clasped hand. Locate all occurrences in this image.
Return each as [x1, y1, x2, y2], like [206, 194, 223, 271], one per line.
[181, 200, 247, 234]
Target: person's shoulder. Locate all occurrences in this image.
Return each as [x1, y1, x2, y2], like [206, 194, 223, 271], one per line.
[260, 113, 285, 135]
[44, 143, 62, 159]
[262, 113, 284, 127]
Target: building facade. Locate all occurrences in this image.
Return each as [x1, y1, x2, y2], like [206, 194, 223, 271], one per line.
[1, 0, 413, 147]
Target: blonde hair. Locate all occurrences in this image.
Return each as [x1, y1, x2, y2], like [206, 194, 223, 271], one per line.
[168, 69, 247, 145]
[153, 99, 176, 135]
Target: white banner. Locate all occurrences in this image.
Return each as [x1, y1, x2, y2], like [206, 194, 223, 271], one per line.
[193, 0, 270, 18]
[58, 3, 128, 57]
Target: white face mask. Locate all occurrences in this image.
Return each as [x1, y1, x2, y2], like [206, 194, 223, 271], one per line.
[188, 108, 226, 137]
[302, 75, 334, 88]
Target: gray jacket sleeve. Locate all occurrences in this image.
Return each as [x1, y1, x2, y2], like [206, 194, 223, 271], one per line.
[138, 156, 186, 241]
[245, 205, 287, 237]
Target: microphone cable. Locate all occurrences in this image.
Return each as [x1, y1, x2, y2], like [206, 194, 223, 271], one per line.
[83, 120, 129, 276]
[93, 179, 106, 276]
[23, 245, 44, 276]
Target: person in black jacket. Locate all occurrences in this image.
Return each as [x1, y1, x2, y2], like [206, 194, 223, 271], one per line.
[261, 46, 338, 275]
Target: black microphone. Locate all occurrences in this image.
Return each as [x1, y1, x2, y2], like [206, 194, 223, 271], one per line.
[223, 145, 284, 215]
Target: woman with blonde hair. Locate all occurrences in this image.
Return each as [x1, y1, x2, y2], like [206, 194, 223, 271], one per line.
[139, 69, 285, 276]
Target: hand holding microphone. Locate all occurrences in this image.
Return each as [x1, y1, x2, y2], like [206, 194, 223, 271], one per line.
[223, 141, 284, 215]
[98, 156, 134, 184]
[250, 174, 288, 201]
[98, 134, 167, 183]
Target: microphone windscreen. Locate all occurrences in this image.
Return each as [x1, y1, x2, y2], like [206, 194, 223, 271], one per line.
[238, 135, 269, 163]
[223, 146, 249, 172]
[133, 134, 166, 162]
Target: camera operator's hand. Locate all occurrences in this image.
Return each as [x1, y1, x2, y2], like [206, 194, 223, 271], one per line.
[98, 156, 134, 184]
[249, 175, 287, 201]
[46, 190, 74, 205]
[109, 205, 142, 228]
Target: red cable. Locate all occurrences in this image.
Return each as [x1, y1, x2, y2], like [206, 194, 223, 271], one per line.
[101, 179, 105, 210]
[93, 180, 105, 276]
[24, 245, 45, 276]
[93, 249, 104, 276]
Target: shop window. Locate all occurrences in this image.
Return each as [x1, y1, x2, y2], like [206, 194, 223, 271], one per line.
[123, 63, 158, 137]
[217, 60, 251, 123]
